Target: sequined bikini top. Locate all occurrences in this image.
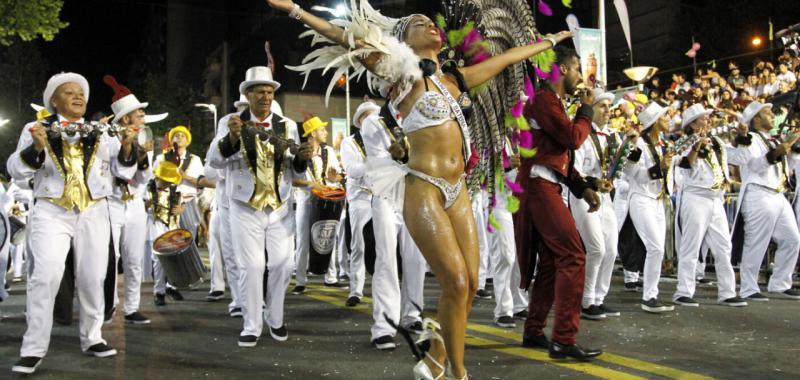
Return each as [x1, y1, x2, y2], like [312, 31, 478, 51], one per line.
[402, 76, 473, 135]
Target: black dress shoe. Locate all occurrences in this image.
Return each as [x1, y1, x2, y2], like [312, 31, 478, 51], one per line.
[521, 334, 549, 349]
[549, 341, 602, 361]
[345, 296, 361, 307]
[154, 293, 166, 306]
[166, 287, 184, 301]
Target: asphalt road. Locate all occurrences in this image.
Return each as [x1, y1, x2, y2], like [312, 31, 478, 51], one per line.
[1, 260, 799, 379]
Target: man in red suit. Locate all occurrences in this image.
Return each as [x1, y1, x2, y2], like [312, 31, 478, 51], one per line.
[514, 46, 602, 361]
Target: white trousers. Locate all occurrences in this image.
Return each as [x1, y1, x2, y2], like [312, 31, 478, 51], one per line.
[370, 198, 427, 339]
[336, 209, 349, 277]
[109, 198, 148, 315]
[487, 208, 519, 319]
[571, 192, 618, 308]
[628, 194, 666, 301]
[472, 193, 491, 290]
[348, 200, 372, 298]
[207, 207, 226, 293]
[294, 192, 337, 285]
[12, 240, 25, 278]
[674, 192, 737, 301]
[739, 186, 800, 297]
[149, 219, 171, 295]
[21, 200, 110, 357]
[0, 230, 8, 300]
[218, 205, 242, 312]
[230, 200, 294, 337]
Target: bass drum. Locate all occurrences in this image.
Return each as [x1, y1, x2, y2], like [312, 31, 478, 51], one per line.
[152, 228, 206, 288]
[307, 188, 346, 274]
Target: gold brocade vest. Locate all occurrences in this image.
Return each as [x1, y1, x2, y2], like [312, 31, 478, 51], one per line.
[246, 139, 282, 211]
[49, 140, 98, 211]
[152, 186, 180, 229]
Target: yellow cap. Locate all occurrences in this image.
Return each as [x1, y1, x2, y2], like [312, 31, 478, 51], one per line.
[154, 160, 182, 185]
[168, 125, 192, 145]
[302, 116, 328, 137]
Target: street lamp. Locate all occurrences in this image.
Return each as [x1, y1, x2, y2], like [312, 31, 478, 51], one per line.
[0, 117, 9, 128]
[194, 103, 218, 135]
[752, 36, 763, 47]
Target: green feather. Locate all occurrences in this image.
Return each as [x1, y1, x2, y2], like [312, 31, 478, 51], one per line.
[516, 116, 530, 131]
[435, 14, 446, 29]
[488, 213, 501, 231]
[532, 48, 556, 72]
[562, 0, 572, 8]
[507, 195, 520, 213]
[519, 147, 538, 158]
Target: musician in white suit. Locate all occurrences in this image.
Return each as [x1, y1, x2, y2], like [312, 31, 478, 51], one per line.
[672, 104, 746, 307]
[340, 101, 380, 306]
[8, 73, 139, 374]
[729, 101, 800, 301]
[209, 66, 312, 347]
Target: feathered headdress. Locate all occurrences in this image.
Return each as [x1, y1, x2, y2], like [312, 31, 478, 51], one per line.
[286, 0, 422, 106]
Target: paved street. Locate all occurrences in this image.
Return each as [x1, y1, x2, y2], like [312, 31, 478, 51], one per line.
[1, 258, 799, 379]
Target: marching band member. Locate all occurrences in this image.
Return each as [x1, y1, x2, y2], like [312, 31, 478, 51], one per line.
[672, 104, 747, 307]
[620, 102, 675, 313]
[209, 65, 311, 347]
[292, 116, 343, 293]
[151, 125, 203, 306]
[485, 137, 525, 328]
[8, 72, 139, 374]
[340, 101, 381, 306]
[104, 75, 154, 323]
[730, 101, 800, 301]
[361, 103, 427, 350]
[570, 88, 622, 320]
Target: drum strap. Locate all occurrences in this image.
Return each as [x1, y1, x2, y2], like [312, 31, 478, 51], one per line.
[353, 131, 367, 159]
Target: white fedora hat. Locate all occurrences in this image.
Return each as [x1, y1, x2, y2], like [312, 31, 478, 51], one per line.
[638, 102, 669, 129]
[43, 72, 90, 113]
[239, 66, 281, 95]
[681, 103, 713, 128]
[591, 88, 614, 106]
[740, 101, 772, 125]
[353, 101, 381, 128]
[104, 75, 148, 123]
[233, 94, 249, 109]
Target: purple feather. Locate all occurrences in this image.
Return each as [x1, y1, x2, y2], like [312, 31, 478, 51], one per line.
[469, 51, 491, 65]
[505, 178, 525, 193]
[534, 66, 548, 80]
[548, 63, 560, 82]
[519, 130, 533, 148]
[462, 29, 480, 51]
[502, 148, 510, 168]
[538, 0, 553, 16]
[511, 100, 524, 118]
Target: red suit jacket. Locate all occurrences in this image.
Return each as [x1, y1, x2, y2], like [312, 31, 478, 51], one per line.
[513, 87, 593, 286]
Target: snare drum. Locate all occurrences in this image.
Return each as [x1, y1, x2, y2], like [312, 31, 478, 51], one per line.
[152, 228, 206, 288]
[307, 188, 346, 274]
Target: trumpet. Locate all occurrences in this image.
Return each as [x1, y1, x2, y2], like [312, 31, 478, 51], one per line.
[669, 123, 737, 155]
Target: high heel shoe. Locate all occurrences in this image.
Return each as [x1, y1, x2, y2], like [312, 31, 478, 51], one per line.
[413, 353, 446, 380]
[413, 318, 446, 380]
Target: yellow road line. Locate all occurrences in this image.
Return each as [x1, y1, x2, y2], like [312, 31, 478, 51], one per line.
[303, 287, 647, 380]
[305, 285, 715, 380]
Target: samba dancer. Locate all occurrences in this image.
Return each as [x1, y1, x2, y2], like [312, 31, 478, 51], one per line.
[515, 47, 602, 360]
[730, 101, 800, 301]
[672, 104, 747, 307]
[570, 88, 623, 320]
[340, 101, 381, 306]
[8, 73, 139, 374]
[151, 126, 203, 306]
[208, 65, 312, 347]
[360, 102, 428, 350]
[269, 0, 572, 377]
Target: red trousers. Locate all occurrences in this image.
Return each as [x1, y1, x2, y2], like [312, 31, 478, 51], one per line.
[522, 179, 585, 345]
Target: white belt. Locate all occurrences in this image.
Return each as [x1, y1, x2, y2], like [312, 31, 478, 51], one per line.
[529, 165, 561, 184]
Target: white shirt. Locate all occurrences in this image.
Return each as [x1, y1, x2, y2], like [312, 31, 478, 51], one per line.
[677, 136, 731, 196]
[340, 135, 371, 203]
[622, 137, 669, 199]
[729, 131, 790, 191]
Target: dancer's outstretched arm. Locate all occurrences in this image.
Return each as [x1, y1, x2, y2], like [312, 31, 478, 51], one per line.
[460, 31, 573, 89]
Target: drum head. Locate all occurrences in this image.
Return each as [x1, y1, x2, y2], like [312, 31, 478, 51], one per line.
[311, 188, 346, 201]
[137, 125, 154, 147]
[153, 229, 193, 254]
